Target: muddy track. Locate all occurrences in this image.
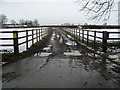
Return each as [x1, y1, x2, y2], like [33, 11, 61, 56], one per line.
[2, 28, 120, 88]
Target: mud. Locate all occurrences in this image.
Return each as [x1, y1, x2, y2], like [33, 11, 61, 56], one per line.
[2, 28, 120, 88]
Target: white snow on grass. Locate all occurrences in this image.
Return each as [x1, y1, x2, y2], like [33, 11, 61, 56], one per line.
[109, 53, 120, 64]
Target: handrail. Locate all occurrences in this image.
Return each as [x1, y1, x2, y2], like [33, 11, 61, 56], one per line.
[63, 28, 120, 52]
[0, 28, 48, 54]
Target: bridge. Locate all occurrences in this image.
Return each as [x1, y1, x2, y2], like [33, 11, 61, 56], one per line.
[1, 26, 120, 88]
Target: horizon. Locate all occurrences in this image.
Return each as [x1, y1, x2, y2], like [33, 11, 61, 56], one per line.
[0, 0, 119, 25]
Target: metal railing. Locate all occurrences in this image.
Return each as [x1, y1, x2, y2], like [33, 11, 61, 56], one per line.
[63, 28, 120, 52]
[0, 28, 48, 54]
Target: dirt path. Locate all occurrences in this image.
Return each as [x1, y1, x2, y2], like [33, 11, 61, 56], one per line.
[2, 29, 120, 88]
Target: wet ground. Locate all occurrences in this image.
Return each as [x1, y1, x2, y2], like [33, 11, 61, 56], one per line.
[2, 29, 120, 88]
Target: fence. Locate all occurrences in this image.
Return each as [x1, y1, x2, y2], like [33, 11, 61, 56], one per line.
[63, 28, 120, 53]
[0, 28, 49, 54]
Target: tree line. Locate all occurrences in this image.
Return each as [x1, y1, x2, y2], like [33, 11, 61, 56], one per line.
[0, 14, 40, 27]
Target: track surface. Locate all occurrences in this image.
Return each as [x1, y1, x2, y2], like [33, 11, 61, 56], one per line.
[2, 29, 120, 88]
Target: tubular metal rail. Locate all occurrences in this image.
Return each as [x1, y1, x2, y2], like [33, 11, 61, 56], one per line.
[0, 27, 120, 54]
[0, 28, 48, 54]
[63, 28, 120, 52]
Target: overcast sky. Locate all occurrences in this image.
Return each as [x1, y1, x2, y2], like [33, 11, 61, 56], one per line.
[0, 0, 119, 25]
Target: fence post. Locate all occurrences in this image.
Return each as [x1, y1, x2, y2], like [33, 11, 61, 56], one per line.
[80, 29, 81, 41]
[26, 30, 28, 50]
[32, 30, 34, 45]
[76, 29, 77, 40]
[74, 29, 75, 39]
[72, 29, 73, 35]
[39, 29, 40, 41]
[87, 30, 89, 45]
[102, 31, 108, 52]
[82, 30, 84, 43]
[75, 29, 76, 40]
[42, 28, 44, 37]
[79, 29, 80, 41]
[94, 31, 96, 51]
[13, 31, 19, 54]
[41, 28, 43, 39]
[36, 29, 38, 42]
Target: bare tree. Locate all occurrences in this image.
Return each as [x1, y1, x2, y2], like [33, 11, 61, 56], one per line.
[10, 20, 17, 24]
[33, 19, 39, 26]
[25, 20, 34, 27]
[19, 19, 25, 25]
[75, 0, 115, 21]
[0, 14, 8, 24]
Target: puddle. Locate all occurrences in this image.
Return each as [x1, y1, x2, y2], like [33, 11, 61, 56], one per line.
[59, 37, 63, 43]
[52, 33, 55, 36]
[51, 33, 55, 41]
[65, 39, 77, 46]
[48, 45, 52, 47]
[43, 47, 51, 52]
[57, 35, 60, 39]
[64, 50, 82, 56]
[87, 53, 100, 58]
[34, 52, 52, 57]
[42, 44, 52, 52]
[51, 35, 55, 40]
[34, 44, 53, 57]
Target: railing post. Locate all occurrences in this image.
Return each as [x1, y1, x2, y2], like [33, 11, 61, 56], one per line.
[80, 29, 81, 41]
[42, 28, 44, 37]
[76, 29, 77, 40]
[26, 30, 28, 50]
[94, 31, 96, 51]
[41, 28, 43, 38]
[87, 30, 89, 45]
[82, 30, 84, 43]
[36, 29, 38, 42]
[44, 28, 46, 36]
[74, 29, 75, 39]
[32, 30, 34, 45]
[102, 31, 108, 52]
[13, 31, 19, 54]
[39, 29, 40, 41]
[79, 29, 80, 41]
[72, 29, 74, 35]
